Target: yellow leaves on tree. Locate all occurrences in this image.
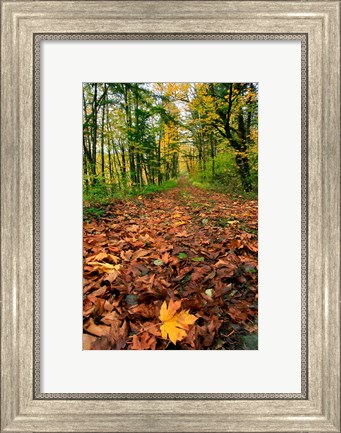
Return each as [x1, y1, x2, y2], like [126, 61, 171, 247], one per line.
[159, 299, 197, 345]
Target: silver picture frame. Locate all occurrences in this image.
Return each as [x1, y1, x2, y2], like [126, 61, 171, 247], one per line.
[1, 1, 340, 432]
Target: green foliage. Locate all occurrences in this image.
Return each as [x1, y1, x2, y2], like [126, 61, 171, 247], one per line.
[190, 152, 258, 198]
[241, 333, 258, 350]
[83, 174, 114, 205]
[83, 82, 258, 198]
[83, 175, 178, 209]
[83, 206, 105, 222]
[133, 179, 178, 197]
[192, 257, 204, 262]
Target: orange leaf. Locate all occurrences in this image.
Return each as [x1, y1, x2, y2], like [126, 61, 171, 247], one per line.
[159, 300, 197, 345]
[83, 318, 110, 337]
[83, 333, 97, 350]
[131, 249, 152, 261]
[159, 298, 181, 322]
[132, 332, 157, 350]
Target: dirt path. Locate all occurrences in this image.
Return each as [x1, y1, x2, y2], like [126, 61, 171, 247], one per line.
[83, 179, 258, 350]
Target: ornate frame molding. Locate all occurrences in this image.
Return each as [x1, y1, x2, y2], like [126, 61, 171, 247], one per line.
[1, 2, 339, 432]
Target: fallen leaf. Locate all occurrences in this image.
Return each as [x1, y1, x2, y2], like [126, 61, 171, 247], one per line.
[175, 230, 190, 237]
[90, 336, 113, 350]
[131, 249, 151, 261]
[192, 257, 204, 262]
[227, 306, 249, 322]
[244, 323, 258, 333]
[120, 250, 133, 261]
[132, 332, 157, 350]
[161, 252, 170, 264]
[83, 333, 97, 350]
[126, 224, 139, 233]
[174, 220, 187, 227]
[159, 300, 197, 345]
[83, 177, 258, 350]
[103, 269, 120, 283]
[125, 294, 139, 305]
[87, 261, 121, 274]
[110, 319, 129, 349]
[83, 318, 110, 337]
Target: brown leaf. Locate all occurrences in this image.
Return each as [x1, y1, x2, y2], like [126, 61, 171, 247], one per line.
[83, 318, 110, 337]
[227, 306, 249, 323]
[126, 224, 139, 233]
[161, 252, 170, 264]
[244, 323, 258, 333]
[83, 333, 97, 350]
[131, 332, 157, 350]
[91, 336, 113, 350]
[103, 269, 120, 283]
[101, 310, 120, 325]
[83, 178, 258, 350]
[175, 230, 190, 237]
[120, 250, 133, 261]
[89, 286, 108, 297]
[110, 319, 129, 349]
[131, 249, 152, 261]
[129, 303, 156, 319]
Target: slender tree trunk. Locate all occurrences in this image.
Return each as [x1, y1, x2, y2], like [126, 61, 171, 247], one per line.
[83, 143, 89, 190]
[82, 89, 92, 188]
[90, 83, 98, 183]
[100, 103, 105, 181]
[235, 111, 252, 192]
[111, 144, 123, 188]
[108, 145, 113, 184]
[217, 83, 252, 192]
[134, 84, 143, 186]
[157, 137, 162, 185]
[119, 140, 127, 188]
[210, 135, 215, 179]
[124, 85, 136, 186]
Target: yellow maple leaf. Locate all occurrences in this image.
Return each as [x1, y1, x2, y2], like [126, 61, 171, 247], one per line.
[174, 220, 187, 227]
[86, 253, 120, 264]
[159, 299, 197, 345]
[87, 261, 121, 274]
[159, 299, 181, 321]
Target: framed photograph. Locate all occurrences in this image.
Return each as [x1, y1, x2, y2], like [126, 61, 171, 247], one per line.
[81, 80, 259, 352]
[1, 1, 340, 432]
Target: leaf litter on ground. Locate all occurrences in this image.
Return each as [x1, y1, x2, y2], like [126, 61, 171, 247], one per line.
[83, 180, 258, 350]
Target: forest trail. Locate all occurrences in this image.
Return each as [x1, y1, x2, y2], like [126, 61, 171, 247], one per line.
[83, 179, 258, 350]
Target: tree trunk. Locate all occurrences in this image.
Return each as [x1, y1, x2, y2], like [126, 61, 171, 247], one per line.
[100, 102, 105, 181]
[220, 84, 252, 192]
[210, 135, 215, 179]
[108, 145, 113, 183]
[90, 83, 98, 183]
[157, 137, 162, 185]
[123, 85, 136, 186]
[235, 111, 252, 192]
